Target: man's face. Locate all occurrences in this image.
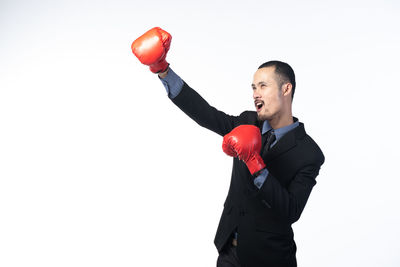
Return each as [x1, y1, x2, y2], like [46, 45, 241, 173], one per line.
[252, 67, 284, 121]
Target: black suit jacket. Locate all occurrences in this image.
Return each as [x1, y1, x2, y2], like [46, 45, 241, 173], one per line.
[171, 82, 325, 267]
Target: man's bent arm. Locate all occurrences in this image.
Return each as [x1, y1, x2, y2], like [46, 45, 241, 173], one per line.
[256, 163, 323, 224]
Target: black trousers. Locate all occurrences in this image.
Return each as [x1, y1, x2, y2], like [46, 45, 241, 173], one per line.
[217, 240, 242, 267]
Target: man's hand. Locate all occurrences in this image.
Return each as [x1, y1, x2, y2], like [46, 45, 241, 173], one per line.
[131, 27, 172, 73]
[222, 125, 266, 175]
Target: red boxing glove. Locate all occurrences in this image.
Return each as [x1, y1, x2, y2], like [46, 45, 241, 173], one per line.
[222, 125, 266, 175]
[131, 27, 172, 73]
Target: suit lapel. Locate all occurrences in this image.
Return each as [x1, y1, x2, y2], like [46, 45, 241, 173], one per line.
[261, 123, 305, 162]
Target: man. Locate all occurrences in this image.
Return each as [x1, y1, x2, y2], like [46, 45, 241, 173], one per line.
[131, 27, 325, 267]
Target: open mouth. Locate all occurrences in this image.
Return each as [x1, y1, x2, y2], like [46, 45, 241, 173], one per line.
[255, 100, 264, 112]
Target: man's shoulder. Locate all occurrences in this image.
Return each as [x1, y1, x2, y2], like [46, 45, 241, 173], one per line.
[296, 125, 325, 166]
[236, 110, 261, 127]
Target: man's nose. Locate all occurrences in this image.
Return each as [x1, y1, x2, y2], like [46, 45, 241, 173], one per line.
[253, 88, 260, 99]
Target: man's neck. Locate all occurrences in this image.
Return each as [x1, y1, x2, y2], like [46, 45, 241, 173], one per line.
[268, 111, 294, 130]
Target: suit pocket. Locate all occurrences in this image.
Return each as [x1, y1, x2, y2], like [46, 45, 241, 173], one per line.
[255, 216, 291, 234]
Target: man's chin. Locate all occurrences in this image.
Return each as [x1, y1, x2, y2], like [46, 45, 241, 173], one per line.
[257, 112, 269, 122]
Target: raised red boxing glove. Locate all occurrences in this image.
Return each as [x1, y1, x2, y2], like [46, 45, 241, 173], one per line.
[131, 27, 172, 73]
[222, 125, 266, 175]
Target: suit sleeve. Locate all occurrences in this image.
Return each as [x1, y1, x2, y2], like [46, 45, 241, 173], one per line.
[171, 81, 246, 136]
[256, 164, 322, 224]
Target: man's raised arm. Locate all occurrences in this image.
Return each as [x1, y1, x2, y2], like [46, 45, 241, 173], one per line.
[131, 27, 250, 136]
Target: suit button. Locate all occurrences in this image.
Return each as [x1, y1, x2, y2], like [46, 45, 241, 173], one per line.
[262, 200, 271, 208]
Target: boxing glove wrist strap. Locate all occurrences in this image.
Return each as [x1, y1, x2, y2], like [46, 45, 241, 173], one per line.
[246, 154, 266, 175]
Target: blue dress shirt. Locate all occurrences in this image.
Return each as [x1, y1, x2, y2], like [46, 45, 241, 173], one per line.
[158, 68, 184, 99]
[253, 120, 299, 188]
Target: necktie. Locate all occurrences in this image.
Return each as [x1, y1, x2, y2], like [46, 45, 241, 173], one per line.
[262, 129, 276, 152]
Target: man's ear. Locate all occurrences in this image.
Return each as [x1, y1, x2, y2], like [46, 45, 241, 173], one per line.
[282, 83, 292, 98]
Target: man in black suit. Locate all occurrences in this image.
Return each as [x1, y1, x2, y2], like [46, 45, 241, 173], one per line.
[132, 27, 325, 267]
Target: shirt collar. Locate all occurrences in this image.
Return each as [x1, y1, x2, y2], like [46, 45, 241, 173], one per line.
[261, 117, 300, 141]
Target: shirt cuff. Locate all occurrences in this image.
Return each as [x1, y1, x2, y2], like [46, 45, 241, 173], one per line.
[158, 68, 184, 99]
[253, 168, 269, 189]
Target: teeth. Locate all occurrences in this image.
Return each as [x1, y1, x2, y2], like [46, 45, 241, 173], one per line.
[255, 102, 263, 109]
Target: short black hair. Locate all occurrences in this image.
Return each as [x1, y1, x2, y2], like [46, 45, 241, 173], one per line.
[258, 60, 296, 100]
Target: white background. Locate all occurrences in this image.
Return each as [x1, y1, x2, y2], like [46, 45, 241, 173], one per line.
[1, 0, 399, 266]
